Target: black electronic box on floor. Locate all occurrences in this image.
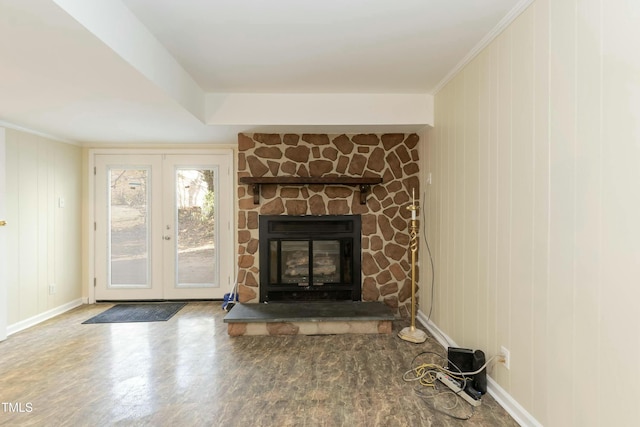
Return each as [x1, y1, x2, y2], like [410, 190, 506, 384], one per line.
[446, 347, 487, 400]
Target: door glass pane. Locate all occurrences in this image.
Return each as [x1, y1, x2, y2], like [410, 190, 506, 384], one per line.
[312, 241, 340, 284]
[109, 168, 149, 287]
[176, 168, 216, 287]
[281, 241, 309, 284]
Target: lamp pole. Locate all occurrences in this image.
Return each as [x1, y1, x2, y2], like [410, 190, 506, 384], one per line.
[398, 189, 427, 343]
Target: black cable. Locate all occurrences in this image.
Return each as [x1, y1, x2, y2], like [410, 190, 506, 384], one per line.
[419, 190, 455, 349]
[408, 352, 468, 395]
[421, 191, 435, 321]
[407, 351, 475, 421]
[444, 354, 468, 393]
[415, 389, 475, 421]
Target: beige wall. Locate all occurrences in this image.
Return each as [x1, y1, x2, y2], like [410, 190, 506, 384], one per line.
[419, 0, 640, 425]
[5, 129, 83, 326]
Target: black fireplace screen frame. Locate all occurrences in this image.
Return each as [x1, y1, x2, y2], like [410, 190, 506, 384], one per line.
[259, 215, 362, 302]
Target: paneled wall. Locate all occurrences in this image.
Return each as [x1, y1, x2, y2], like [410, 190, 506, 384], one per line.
[5, 129, 83, 326]
[420, 0, 640, 425]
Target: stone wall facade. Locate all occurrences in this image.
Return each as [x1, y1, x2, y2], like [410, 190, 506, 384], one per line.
[236, 133, 420, 317]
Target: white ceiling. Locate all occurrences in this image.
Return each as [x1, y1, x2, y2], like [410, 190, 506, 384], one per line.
[0, 0, 524, 145]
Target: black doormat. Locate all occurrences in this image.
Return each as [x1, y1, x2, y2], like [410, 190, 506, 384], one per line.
[82, 303, 187, 324]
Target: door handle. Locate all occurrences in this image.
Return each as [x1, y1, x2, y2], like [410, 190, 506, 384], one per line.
[0, 220, 6, 227]
[163, 235, 171, 240]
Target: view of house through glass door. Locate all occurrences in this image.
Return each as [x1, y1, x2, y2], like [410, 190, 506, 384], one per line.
[94, 153, 233, 300]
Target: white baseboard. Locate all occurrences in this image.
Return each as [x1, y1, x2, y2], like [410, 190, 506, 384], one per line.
[416, 310, 542, 427]
[416, 310, 454, 349]
[7, 298, 84, 336]
[486, 376, 543, 427]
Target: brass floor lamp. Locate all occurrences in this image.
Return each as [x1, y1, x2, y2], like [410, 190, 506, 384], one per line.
[398, 189, 427, 344]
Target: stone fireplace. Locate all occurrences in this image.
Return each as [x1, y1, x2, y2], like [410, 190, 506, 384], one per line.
[237, 133, 420, 317]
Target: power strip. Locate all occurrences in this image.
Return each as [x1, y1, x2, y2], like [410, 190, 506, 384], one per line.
[436, 372, 482, 407]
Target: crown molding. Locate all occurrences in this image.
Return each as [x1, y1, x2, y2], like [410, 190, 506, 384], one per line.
[430, 0, 535, 95]
[0, 121, 80, 146]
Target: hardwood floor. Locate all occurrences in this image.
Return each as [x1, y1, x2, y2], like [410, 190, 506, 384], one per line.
[0, 303, 518, 426]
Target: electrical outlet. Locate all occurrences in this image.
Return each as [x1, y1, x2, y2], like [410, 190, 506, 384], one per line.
[500, 346, 510, 370]
[49, 284, 56, 295]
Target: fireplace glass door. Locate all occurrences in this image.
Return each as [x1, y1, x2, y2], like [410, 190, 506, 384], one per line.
[260, 215, 361, 302]
[272, 240, 347, 286]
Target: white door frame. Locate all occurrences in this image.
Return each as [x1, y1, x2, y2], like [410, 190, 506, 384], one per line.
[88, 148, 236, 303]
[0, 128, 7, 340]
[94, 154, 164, 300]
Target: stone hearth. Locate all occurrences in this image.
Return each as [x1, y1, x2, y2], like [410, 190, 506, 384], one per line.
[236, 133, 420, 317]
[224, 302, 395, 336]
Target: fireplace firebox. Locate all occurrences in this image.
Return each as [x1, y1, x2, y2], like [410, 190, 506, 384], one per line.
[259, 215, 361, 302]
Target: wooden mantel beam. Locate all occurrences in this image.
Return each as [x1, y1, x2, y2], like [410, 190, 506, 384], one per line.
[238, 176, 383, 205]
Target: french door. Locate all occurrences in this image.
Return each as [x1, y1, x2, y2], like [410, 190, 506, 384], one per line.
[94, 153, 233, 300]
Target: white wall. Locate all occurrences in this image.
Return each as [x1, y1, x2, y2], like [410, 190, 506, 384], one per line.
[419, 0, 640, 425]
[0, 128, 6, 340]
[5, 129, 83, 328]
[205, 93, 433, 128]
